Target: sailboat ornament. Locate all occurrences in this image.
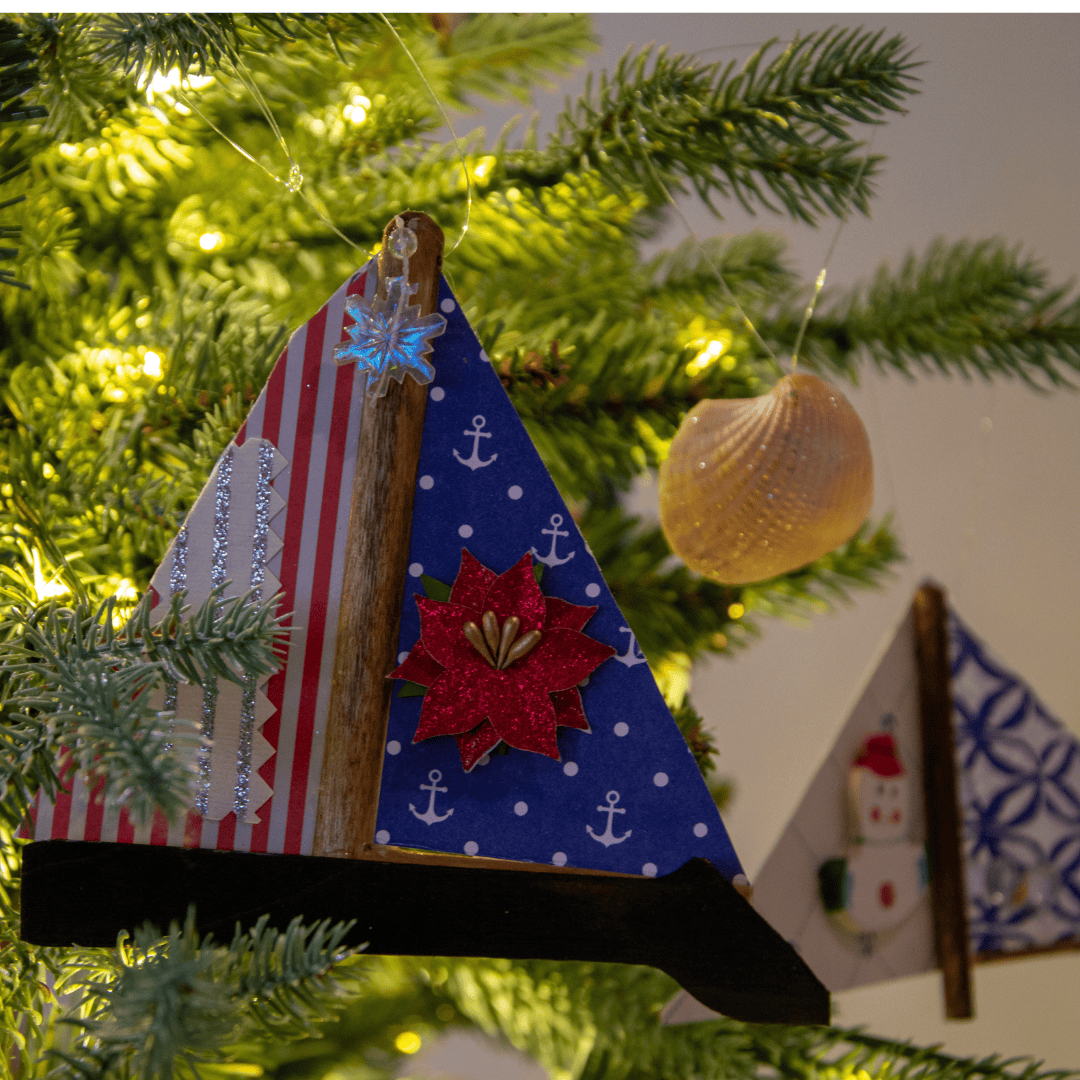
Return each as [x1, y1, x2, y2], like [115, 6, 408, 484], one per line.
[21, 215, 826, 1025]
[668, 582, 1080, 1026]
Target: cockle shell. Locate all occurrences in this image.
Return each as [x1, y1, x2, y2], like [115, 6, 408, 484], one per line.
[659, 373, 873, 585]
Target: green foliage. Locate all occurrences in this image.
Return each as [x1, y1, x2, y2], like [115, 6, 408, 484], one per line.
[0, 17, 47, 290]
[87, 14, 312, 85]
[252, 955, 1080, 1080]
[0, 587, 287, 829]
[49, 908, 363, 1080]
[584, 500, 901, 668]
[779, 238, 1080, 387]
[530, 28, 920, 223]
[0, 12, 1073, 1080]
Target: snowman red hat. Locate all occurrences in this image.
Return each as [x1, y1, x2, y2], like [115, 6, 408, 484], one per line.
[853, 733, 905, 777]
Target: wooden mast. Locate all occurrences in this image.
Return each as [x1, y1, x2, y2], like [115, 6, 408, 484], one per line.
[313, 212, 444, 859]
[912, 582, 974, 1019]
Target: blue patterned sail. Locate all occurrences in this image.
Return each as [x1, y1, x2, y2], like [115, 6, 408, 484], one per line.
[951, 611, 1080, 956]
[742, 593, 1079, 1010]
[373, 278, 744, 883]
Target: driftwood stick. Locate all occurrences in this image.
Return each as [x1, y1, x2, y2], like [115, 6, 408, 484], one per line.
[912, 582, 974, 1020]
[313, 212, 445, 859]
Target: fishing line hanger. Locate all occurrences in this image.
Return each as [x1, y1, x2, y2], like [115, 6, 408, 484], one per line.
[630, 33, 877, 376]
[173, 16, 474, 261]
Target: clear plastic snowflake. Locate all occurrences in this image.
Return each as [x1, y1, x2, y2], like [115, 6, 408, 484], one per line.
[333, 276, 446, 397]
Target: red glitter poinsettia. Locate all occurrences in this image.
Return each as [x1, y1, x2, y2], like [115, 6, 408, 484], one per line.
[388, 550, 615, 771]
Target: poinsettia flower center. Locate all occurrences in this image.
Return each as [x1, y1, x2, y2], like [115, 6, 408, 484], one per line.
[461, 609, 542, 670]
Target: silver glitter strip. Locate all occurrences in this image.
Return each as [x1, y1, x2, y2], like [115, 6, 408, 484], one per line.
[195, 449, 233, 817]
[170, 525, 188, 596]
[162, 526, 187, 753]
[233, 440, 275, 819]
[162, 680, 178, 754]
[211, 448, 233, 594]
[195, 683, 218, 817]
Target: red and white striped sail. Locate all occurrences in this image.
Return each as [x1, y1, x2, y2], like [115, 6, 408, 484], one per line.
[26, 264, 376, 854]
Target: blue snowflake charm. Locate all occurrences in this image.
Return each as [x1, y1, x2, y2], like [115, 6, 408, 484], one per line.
[333, 277, 447, 397]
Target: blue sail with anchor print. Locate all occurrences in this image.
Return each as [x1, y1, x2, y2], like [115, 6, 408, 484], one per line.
[374, 278, 744, 882]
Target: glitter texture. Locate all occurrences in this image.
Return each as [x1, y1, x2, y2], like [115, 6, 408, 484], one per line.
[163, 525, 187, 753]
[170, 524, 188, 596]
[233, 440, 275, 818]
[332, 279, 446, 397]
[389, 551, 614, 771]
[196, 449, 233, 816]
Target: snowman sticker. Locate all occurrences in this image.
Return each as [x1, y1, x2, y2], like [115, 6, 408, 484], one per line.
[818, 731, 929, 952]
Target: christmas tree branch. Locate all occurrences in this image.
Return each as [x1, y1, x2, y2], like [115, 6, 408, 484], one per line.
[509, 29, 919, 224]
[84, 13, 310, 85]
[423, 956, 1080, 1080]
[776, 238, 1080, 388]
[579, 501, 902, 667]
[0, 17, 46, 291]
[50, 908, 363, 1080]
[409, 13, 597, 108]
[0, 588, 287, 826]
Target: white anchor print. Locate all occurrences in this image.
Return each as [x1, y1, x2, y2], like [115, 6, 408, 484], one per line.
[531, 513, 576, 567]
[452, 415, 497, 470]
[586, 790, 632, 847]
[409, 769, 454, 825]
[614, 626, 648, 668]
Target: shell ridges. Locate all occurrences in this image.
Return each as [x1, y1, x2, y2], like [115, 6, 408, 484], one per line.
[659, 373, 874, 585]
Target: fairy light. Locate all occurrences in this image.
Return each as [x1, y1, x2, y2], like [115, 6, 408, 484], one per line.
[343, 94, 370, 123]
[394, 1031, 422, 1054]
[685, 337, 727, 377]
[472, 155, 496, 182]
[144, 67, 214, 104]
[142, 350, 162, 377]
[199, 232, 224, 251]
[107, 577, 139, 626]
[32, 550, 69, 601]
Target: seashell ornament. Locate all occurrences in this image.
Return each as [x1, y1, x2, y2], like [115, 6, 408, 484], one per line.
[659, 373, 873, 585]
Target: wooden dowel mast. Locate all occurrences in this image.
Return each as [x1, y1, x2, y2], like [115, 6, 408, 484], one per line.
[912, 582, 974, 1020]
[313, 212, 445, 859]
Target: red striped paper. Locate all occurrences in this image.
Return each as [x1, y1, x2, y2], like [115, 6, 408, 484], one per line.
[26, 265, 375, 855]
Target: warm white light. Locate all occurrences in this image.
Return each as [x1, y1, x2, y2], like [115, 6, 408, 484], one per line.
[32, 550, 69, 601]
[199, 232, 224, 251]
[114, 578, 139, 601]
[394, 1032, 421, 1055]
[686, 338, 726, 376]
[145, 67, 214, 102]
[344, 95, 370, 124]
[142, 351, 162, 377]
[148, 67, 182, 96]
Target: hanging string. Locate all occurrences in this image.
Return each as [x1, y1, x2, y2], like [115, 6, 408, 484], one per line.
[175, 81, 369, 260]
[634, 105, 877, 378]
[634, 121, 784, 377]
[790, 129, 877, 371]
[183, 20, 370, 259]
[378, 14, 473, 254]
[172, 14, 476, 263]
